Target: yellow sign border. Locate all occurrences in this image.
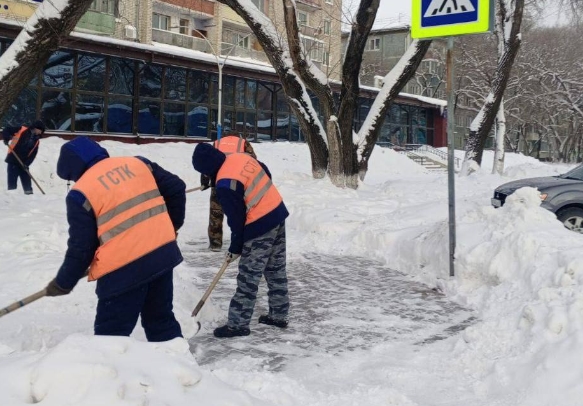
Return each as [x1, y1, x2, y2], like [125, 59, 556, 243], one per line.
[411, 0, 492, 39]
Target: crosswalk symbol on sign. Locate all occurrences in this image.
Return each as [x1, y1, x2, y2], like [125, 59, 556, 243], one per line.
[411, 0, 493, 38]
[424, 0, 476, 17]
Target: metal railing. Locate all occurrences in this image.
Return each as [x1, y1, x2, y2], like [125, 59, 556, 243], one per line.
[379, 142, 460, 169]
[152, 29, 211, 53]
[219, 42, 269, 63]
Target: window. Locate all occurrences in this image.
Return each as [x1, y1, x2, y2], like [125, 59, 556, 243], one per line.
[152, 13, 170, 31]
[90, 0, 117, 15]
[323, 50, 330, 66]
[297, 11, 308, 26]
[251, 0, 265, 13]
[179, 19, 190, 35]
[323, 19, 331, 35]
[223, 30, 250, 48]
[369, 38, 380, 50]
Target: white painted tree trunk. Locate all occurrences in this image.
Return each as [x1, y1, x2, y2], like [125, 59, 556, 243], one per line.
[492, 99, 506, 174]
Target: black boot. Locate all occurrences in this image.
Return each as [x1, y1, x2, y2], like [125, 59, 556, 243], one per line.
[213, 325, 250, 338]
[258, 315, 288, 328]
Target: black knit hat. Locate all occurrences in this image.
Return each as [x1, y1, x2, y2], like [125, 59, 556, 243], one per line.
[30, 120, 46, 134]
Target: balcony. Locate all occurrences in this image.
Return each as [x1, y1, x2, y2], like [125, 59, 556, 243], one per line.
[220, 42, 269, 63]
[152, 29, 212, 53]
[297, 0, 321, 9]
[157, 0, 215, 16]
[299, 24, 323, 38]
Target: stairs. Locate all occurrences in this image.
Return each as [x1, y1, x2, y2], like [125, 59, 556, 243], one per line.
[382, 142, 460, 172]
[406, 151, 447, 171]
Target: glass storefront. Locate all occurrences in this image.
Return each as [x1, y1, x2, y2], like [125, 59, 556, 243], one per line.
[0, 39, 437, 146]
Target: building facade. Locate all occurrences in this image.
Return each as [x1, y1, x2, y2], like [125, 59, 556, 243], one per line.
[0, 0, 446, 148]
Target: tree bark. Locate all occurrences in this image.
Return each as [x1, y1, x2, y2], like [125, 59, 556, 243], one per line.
[492, 98, 506, 174]
[217, 0, 430, 188]
[461, 0, 525, 173]
[356, 40, 432, 180]
[0, 0, 95, 121]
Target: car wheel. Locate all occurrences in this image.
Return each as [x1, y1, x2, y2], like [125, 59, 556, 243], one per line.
[557, 207, 583, 233]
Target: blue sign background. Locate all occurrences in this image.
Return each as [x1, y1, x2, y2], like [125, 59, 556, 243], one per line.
[421, 0, 479, 28]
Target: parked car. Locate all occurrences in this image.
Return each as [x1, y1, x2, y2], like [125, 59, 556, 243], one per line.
[492, 164, 583, 233]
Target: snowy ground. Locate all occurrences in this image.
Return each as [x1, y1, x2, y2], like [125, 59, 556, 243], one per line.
[0, 137, 582, 405]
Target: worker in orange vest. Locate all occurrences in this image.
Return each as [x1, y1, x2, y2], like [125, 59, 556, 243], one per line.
[2, 120, 45, 194]
[44, 136, 186, 342]
[192, 142, 289, 338]
[201, 132, 256, 251]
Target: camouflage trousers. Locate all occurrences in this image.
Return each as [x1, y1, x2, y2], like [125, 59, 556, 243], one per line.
[208, 187, 224, 248]
[227, 222, 289, 328]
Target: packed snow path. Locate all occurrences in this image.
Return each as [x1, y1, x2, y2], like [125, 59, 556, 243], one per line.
[184, 240, 475, 371]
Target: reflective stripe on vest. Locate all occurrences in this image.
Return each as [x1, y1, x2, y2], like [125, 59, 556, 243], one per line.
[73, 156, 176, 281]
[216, 153, 283, 225]
[7, 126, 27, 155]
[213, 135, 245, 155]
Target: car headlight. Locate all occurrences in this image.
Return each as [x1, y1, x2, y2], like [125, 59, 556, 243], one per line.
[540, 193, 548, 201]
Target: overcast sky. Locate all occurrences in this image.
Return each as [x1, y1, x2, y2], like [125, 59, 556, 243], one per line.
[374, 0, 411, 28]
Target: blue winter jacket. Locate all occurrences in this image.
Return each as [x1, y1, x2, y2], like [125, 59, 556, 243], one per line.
[192, 143, 288, 254]
[55, 137, 186, 299]
[3, 126, 41, 166]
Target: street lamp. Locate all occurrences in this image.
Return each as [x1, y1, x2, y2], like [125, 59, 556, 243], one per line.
[191, 28, 254, 140]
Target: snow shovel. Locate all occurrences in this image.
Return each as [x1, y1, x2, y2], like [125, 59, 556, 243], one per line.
[191, 258, 231, 333]
[0, 288, 47, 319]
[11, 150, 45, 195]
[186, 186, 202, 194]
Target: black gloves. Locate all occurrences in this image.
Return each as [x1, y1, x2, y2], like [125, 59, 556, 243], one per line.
[225, 252, 241, 263]
[200, 174, 211, 191]
[45, 279, 72, 297]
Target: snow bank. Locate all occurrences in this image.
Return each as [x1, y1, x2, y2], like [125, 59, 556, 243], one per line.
[2, 136, 583, 405]
[0, 335, 264, 406]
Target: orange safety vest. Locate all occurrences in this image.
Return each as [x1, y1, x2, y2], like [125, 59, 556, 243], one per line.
[217, 153, 283, 225]
[73, 157, 176, 281]
[213, 135, 246, 155]
[7, 126, 28, 155]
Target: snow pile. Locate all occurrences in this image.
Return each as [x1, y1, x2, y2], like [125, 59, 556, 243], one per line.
[0, 335, 264, 406]
[1, 137, 583, 405]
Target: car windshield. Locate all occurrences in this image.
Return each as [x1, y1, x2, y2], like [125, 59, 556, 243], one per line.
[560, 165, 583, 180]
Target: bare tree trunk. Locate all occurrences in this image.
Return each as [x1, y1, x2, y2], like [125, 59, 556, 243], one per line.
[217, 0, 430, 188]
[492, 99, 507, 174]
[461, 0, 524, 174]
[356, 40, 432, 180]
[0, 0, 94, 120]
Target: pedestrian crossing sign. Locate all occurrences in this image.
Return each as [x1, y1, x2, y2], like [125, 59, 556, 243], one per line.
[411, 0, 494, 39]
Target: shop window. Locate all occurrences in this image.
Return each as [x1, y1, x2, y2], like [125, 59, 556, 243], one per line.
[246, 80, 257, 109]
[1, 87, 37, 128]
[223, 76, 235, 107]
[186, 104, 208, 137]
[163, 103, 186, 136]
[77, 54, 106, 92]
[109, 58, 135, 96]
[74, 94, 104, 132]
[235, 78, 246, 108]
[165, 67, 186, 101]
[138, 101, 161, 135]
[139, 64, 162, 98]
[188, 70, 209, 103]
[43, 51, 74, 89]
[107, 97, 133, 133]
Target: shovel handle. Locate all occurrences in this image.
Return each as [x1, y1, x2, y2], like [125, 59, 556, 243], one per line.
[191, 259, 230, 317]
[0, 288, 47, 318]
[186, 186, 202, 194]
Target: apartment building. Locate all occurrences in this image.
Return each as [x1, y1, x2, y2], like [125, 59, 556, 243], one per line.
[0, 0, 446, 147]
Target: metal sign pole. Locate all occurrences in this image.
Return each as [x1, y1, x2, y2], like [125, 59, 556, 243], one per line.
[446, 37, 456, 277]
